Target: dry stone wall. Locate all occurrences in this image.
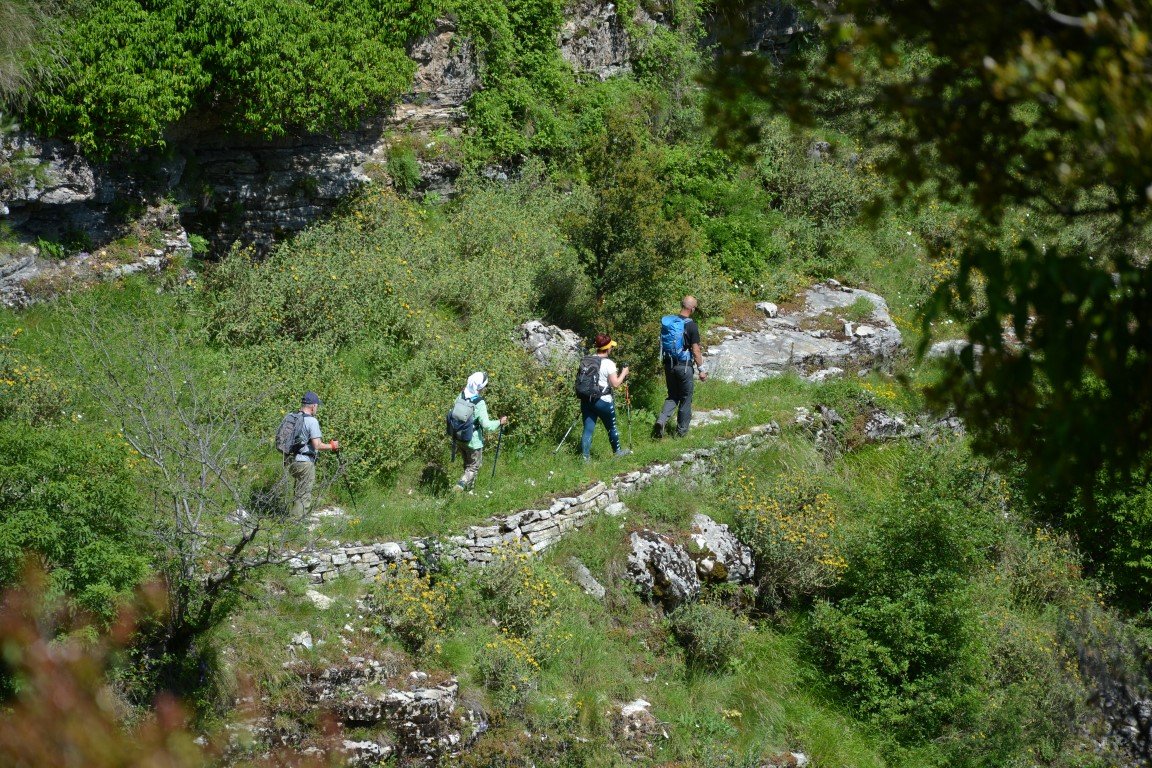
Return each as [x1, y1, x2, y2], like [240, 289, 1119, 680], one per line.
[287, 423, 779, 583]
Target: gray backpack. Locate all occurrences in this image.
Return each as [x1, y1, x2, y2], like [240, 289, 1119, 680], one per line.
[275, 411, 308, 456]
[446, 395, 479, 442]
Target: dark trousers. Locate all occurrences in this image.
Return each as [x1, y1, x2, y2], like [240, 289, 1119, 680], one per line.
[581, 397, 621, 457]
[658, 359, 695, 437]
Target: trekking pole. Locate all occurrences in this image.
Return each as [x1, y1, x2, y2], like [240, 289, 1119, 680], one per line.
[490, 425, 504, 480]
[554, 415, 580, 454]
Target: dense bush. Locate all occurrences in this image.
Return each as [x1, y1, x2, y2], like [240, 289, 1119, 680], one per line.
[666, 599, 749, 671]
[368, 561, 455, 652]
[807, 444, 1006, 741]
[27, 0, 437, 156]
[203, 185, 580, 485]
[0, 425, 148, 623]
[732, 469, 847, 612]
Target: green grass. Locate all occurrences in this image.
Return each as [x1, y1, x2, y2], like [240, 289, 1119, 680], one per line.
[315, 374, 820, 543]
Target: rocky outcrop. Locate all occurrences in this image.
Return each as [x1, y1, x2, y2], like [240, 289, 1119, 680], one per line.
[559, 1, 651, 81]
[627, 530, 702, 609]
[517, 320, 583, 368]
[1, 2, 668, 271]
[707, 280, 903, 383]
[686, 513, 754, 583]
[0, 200, 192, 308]
[0, 15, 479, 266]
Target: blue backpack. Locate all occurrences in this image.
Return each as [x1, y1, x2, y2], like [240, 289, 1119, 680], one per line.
[660, 315, 691, 362]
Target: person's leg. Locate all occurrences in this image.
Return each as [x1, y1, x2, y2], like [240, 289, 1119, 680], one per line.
[580, 400, 597, 458]
[596, 398, 622, 453]
[655, 361, 680, 435]
[676, 365, 695, 437]
[289, 460, 316, 517]
[460, 446, 483, 489]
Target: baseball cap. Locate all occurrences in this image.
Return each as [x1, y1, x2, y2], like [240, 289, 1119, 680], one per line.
[301, 391, 322, 406]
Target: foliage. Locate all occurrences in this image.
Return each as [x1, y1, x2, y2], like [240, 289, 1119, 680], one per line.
[0, 574, 207, 765]
[386, 144, 422, 195]
[70, 316, 316, 697]
[666, 599, 749, 671]
[477, 548, 562, 637]
[0, 327, 67, 424]
[0, 425, 149, 623]
[806, 444, 1007, 741]
[367, 561, 454, 652]
[564, 96, 709, 355]
[732, 468, 847, 611]
[25, 0, 437, 156]
[203, 185, 579, 486]
[707, 0, 1152, 494]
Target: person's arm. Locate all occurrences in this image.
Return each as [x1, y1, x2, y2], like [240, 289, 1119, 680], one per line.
[608, 365, 629, 388]
[689, 321, 707, 380]
[307, 417, 340, 452]
[474, 399, 507, 432]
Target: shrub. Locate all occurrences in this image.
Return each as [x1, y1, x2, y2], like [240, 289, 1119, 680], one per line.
[386, 145, 421, 194]
[367, 562, 454, 653]
[806, 444, 1006, 742]
[667, 599, 749, 671]
[0, 332, 68, 425]
[732, 469, 847, 611]
[27, 0, 437, 157]
[0, 424, 149, 623]
[477, 548, 563, 637]
[201, 185, 579, 485]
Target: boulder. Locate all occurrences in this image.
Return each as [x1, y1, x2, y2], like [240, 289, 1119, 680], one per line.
[627, 530, 701, 608]
[568, 557, 606, 600]
[927, 339, 984, 360]
[708, 281, 902, 384]
[686, 514, 754, 583]
[305, 589, 334, 610]
[863, 410, 914, 442]
[517, 320, 582, 368]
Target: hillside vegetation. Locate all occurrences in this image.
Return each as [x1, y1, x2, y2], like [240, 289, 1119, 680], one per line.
[1, 1, 1151, 767]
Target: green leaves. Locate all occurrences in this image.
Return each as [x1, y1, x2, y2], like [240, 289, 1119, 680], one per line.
[25, 0, 437, 156]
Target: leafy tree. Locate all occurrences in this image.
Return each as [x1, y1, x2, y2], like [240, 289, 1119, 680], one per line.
[26, 0, 437, 157]
[0, 424, 149, 624]
[566, 97, 701, 336]
[73, 315, 326, 695]
[706, 0, 1152, 495]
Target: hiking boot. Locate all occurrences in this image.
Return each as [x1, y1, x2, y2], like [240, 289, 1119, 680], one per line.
[651, 422, 665, 439]
[452, 482, 465, 493]
[615, 448, 633, 457]
[581, 455, 591, 463]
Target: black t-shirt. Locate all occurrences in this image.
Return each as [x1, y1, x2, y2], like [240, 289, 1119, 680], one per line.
[683, 318, 701, 349]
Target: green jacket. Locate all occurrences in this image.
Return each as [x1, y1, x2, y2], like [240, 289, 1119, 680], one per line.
[467, 398, 501, 450]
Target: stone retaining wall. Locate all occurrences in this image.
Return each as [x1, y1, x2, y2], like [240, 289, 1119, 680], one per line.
[287, 423, 779, 583]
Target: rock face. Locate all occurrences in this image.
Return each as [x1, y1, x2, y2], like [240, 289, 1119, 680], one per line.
[707, 280, 903, 384]
[686, 514, 754, 583]
[627, 530, 701, 609]
[559, 1, 645, 80]
[517, 320, 583, 368]
[1, 3, 667, 271]
[0, 200, 192, 308]
[1, 15, 480, 262]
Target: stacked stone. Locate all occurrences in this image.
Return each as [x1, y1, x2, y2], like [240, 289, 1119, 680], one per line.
[286, 422, 779, 583]
[300, 661, 477, 759]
